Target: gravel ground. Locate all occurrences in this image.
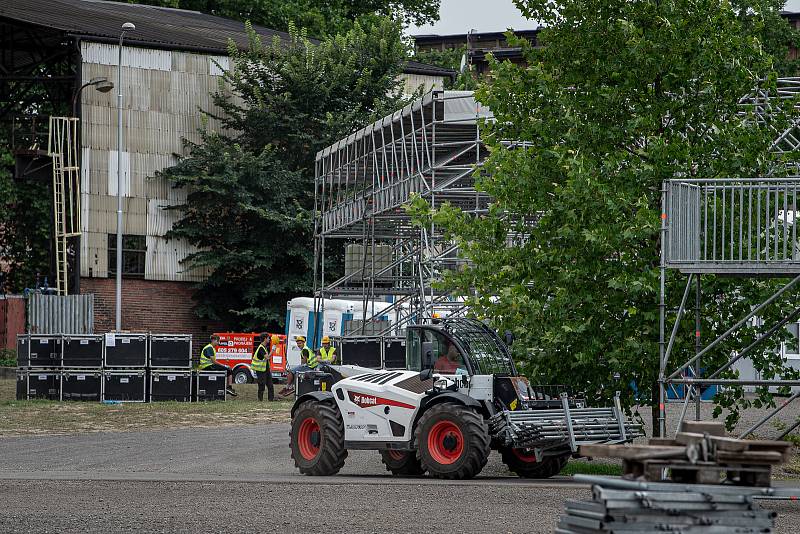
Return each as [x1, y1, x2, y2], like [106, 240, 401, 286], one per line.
[0, 422, 521, 478]
[0, 479, 587, 534]
[2, 422, 800, 533]
[3, 390, 800, 532]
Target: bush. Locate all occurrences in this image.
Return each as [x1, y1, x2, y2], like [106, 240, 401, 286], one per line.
[0, 348, 17, 367]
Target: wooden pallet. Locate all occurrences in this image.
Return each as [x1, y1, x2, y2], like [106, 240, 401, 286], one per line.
[579, 421, 792, 487]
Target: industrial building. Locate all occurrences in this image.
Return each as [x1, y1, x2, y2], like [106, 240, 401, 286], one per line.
[0, 0, 455, 346]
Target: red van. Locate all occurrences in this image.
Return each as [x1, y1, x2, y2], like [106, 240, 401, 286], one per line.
[214, 332, 287, 384]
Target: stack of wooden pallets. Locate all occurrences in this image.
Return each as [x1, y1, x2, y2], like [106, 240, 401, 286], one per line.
[580, 420, 791, 486]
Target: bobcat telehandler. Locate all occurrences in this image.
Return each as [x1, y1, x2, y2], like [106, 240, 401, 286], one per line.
[289, 318, 642, 479]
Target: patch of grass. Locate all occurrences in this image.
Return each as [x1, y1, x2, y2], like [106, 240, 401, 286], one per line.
[0, 378, 293, 436]
[561, 461, 623, 477]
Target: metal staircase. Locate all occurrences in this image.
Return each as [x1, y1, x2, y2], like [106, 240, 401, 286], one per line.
[47, 117, 81, 295]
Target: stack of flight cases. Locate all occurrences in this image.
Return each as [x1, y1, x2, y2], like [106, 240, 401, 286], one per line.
[15, 333, 223, 402]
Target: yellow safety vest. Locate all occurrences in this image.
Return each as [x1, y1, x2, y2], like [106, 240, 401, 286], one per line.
[319, 346, 336, 363]
[199, 343, 216, 369]
[303, 346, 318, 369]
[252, 344, 268, 372]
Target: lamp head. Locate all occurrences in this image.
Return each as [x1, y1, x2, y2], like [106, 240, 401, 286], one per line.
[122, 22, 136, 31]
[95, 80, 114, 93]
[88, 77, 114, 93]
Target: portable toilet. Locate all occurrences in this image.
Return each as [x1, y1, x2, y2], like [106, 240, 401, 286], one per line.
[318, 299, 348, 341]
[285, 297, 348, 367]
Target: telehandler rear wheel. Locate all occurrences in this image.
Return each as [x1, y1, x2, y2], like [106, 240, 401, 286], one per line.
[415, 402, 490, 480]
[290, 399, 348, 475]
[380, 450, 425, 476]
[500, 447, 569, 479]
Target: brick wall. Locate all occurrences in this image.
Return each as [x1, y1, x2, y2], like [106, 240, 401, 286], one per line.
[80, 277, 226, 358]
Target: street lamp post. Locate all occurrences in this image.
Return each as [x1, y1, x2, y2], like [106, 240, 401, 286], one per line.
[71, 77, 113, 295]
[116, 22, 135, 331]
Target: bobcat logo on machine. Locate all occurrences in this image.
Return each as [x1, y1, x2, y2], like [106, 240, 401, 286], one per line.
[348, 391, 414, 409]
[352, 393, 377, 406]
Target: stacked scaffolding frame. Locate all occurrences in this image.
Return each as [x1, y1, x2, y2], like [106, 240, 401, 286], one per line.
[313, 91, 493, 339]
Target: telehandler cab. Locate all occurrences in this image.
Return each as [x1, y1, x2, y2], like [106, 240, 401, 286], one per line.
[289, 318, 641, 479]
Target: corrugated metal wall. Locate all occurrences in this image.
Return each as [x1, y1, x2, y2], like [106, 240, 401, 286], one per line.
[79, 42, 230, 282]
[27, 294, 94, 334]
[0, 296, 26, 349]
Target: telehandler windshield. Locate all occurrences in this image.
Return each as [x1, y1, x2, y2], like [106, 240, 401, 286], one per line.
[406, 318, 515, 376]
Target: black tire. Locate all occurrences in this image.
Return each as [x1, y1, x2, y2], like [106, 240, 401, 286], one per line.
[500, 447, 569, 479]
[415, 402, 490, 480]
[233, 367, 251, 384]
[380, 450, 425, 476]
[290, 400, 348, 475]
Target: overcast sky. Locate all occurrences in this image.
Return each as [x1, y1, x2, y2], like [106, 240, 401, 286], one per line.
[408, 0, 800, 36]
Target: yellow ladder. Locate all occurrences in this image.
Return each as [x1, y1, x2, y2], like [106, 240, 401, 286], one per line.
[48, 117, 81, 296]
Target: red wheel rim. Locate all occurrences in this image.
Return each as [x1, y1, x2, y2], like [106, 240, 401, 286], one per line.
[297, 417, 321, 461]
[427, 420, 464, 465]
[387, 450, 406, 461]
[512, 448, 538, 463]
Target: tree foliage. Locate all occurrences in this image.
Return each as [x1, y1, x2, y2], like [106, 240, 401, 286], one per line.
[118, 0, 440, 37]
[0, 142, 52, 293]
[409, 0, 800, 429]
[158, 19, 407, 330]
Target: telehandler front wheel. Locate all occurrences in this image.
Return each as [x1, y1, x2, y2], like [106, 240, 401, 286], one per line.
[380, 450, 425, 476]
[415, 402, 490, 480]
[500, 447, 569, 479]
[290, 399, 347, 475]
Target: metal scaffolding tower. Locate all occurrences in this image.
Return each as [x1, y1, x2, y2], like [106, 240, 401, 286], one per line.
[47, 116, 81, 296]
[659, 177, 800, 436]
[658, 78, 800, 437]
[313, 90, 493, 339]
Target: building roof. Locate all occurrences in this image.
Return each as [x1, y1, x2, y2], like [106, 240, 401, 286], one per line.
[403, 60, 456, 77]
[412, 29, 540, 43]
[0, 0, 454, 77]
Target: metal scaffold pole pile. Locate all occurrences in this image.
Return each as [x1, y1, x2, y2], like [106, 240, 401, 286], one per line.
[558, 476, 784, 533]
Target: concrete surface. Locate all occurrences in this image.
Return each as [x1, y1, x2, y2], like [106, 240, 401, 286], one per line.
[1, 423, 800, 533]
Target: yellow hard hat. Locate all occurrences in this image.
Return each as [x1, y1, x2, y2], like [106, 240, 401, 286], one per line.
[295, 335, 306, 342]
[271, 334, 280, 344]
[322, 336, 330, 343]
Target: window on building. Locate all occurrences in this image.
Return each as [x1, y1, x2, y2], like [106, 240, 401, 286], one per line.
[108, 234, 146, 278]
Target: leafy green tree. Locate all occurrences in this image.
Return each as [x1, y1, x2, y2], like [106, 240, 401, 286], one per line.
[158, 19, 407, 330]
[0, 143, 52, 293]
[410, 0, 800, 432]
[118, 0, 440, 37]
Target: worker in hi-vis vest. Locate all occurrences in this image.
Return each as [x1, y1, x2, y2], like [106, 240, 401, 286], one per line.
[318, 336, 338, 364]
[252, 333, 276, 401]
[198, 334, 237, 397]
[280, 335, 316, 396]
